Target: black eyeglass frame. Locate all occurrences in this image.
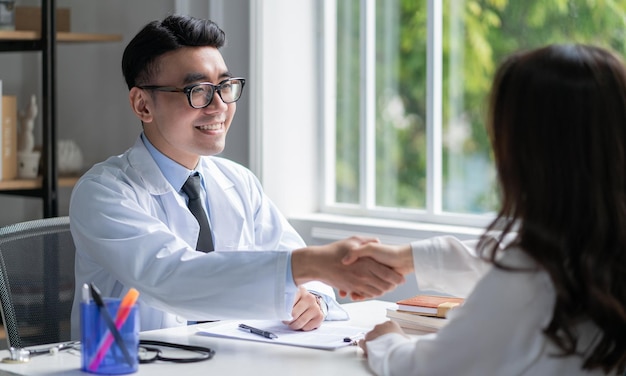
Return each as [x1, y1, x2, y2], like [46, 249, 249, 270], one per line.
[138, 77, 246, 109]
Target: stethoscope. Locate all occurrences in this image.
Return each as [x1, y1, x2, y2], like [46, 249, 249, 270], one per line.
[1, 340, 215, 364]
[138, 340, 215, 363]
[2, 341, 80, 363]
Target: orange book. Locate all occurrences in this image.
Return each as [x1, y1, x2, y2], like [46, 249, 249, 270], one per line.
[396, 294, 464, 318]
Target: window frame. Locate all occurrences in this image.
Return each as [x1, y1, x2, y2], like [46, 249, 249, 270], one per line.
[319, 0, 493, 229]
[250, 0, 491, 240]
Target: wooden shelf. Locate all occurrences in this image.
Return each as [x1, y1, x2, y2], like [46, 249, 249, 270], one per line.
[0, 2, 121, 216]
[0, 30, 37, 40]
[0, 30, 122, 42]
[58, 32, 122, 43]
[0, 176, 79, 191]
[59, 176, 79, 187]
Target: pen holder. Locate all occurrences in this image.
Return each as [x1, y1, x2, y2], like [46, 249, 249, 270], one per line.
[81, 299, 140, 374]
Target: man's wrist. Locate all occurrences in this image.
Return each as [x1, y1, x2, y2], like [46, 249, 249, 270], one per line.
[292, 247, 321, 285]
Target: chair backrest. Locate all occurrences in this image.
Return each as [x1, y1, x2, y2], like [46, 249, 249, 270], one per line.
[0, 216, 75, 349]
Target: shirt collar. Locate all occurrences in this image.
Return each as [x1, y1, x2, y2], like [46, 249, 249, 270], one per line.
[141, 132, 196, 192]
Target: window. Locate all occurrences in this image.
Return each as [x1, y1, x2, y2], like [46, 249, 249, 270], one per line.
[321, 0, 626, 227]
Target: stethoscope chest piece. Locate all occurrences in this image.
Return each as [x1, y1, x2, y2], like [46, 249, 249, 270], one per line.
[2, 348, 31, 363]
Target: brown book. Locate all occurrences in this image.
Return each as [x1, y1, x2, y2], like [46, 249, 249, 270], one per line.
[396, 294, 464, 318]
[1, 95, 17, 181]
[15, 7, 71, 33]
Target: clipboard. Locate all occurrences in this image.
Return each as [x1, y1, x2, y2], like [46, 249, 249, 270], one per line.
[196, 320, 365, 350]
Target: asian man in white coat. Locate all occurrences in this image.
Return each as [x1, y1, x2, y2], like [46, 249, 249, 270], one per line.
[69, 15, 404, 338]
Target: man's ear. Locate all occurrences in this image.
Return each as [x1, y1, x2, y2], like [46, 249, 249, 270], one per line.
[129, 87, 153, 123]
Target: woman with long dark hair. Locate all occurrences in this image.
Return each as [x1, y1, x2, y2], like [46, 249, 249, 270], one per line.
[345, 44, 626, 375]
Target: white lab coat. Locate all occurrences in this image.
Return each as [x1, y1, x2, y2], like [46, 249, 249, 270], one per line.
[70, 136, 341, 338]
[365, 236, 611, 375]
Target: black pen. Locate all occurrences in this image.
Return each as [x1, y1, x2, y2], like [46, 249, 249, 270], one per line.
[89, 283, 134, 366]
[343, 333, 364, 345]
[238, 323, 278, 339]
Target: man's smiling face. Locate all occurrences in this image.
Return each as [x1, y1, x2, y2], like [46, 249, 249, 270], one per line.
[133, 46, 236, 169]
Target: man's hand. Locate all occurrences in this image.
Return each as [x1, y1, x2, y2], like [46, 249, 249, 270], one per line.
[339, 242, 415, 299]
[283, 286, 324, 331]
[342, 242, 415, 275]
[358, 320, 408, 356]
[291, 237, 405, 300]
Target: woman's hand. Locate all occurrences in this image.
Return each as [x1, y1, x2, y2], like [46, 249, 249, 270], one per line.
[359, 320, 408, 356]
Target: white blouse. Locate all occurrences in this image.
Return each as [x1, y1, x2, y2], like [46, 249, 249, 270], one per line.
[365, 236, 613, 376]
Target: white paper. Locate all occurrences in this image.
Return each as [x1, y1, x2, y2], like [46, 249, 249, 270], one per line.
[196, 320, 366, 350]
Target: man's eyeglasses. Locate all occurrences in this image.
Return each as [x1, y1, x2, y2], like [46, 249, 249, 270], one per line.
[138, 78, 246, 109]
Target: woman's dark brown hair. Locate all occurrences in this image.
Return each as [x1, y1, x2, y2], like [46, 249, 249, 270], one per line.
[483, 44, 626, 373]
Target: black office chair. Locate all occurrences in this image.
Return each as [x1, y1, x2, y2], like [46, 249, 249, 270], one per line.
[0, 216, 75, 349]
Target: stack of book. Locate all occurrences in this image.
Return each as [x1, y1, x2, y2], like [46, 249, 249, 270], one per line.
[386, 294, 464, 333]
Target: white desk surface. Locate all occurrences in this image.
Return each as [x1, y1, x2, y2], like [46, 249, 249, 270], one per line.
[0, 300, 399, 376]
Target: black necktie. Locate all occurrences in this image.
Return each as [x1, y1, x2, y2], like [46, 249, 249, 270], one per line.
[181, 173, 215, 252]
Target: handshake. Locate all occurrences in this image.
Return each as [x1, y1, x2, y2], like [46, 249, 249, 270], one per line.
[291, 237, 416, 300]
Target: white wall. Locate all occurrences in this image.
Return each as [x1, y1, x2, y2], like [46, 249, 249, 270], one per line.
[253, 0, 320, 217]
[0, 0, 251, 226]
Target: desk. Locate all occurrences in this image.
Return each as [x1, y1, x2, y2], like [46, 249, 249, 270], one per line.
[0, 300, 397, 376]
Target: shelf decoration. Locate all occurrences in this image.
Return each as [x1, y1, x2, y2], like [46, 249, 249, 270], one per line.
[58, 139, 83, 176]
[0, 1, 15, 31]
[17, 94, 40, 179]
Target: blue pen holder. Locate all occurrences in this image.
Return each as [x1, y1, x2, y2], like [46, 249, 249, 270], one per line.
[80, 299, 140, 374]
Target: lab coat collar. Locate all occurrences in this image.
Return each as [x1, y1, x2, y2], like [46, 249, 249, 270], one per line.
[125, 136, 244, 251]
[196, 157, 236, 192]
[126, 136, 236, 196]
[127, 136, 174, 196]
